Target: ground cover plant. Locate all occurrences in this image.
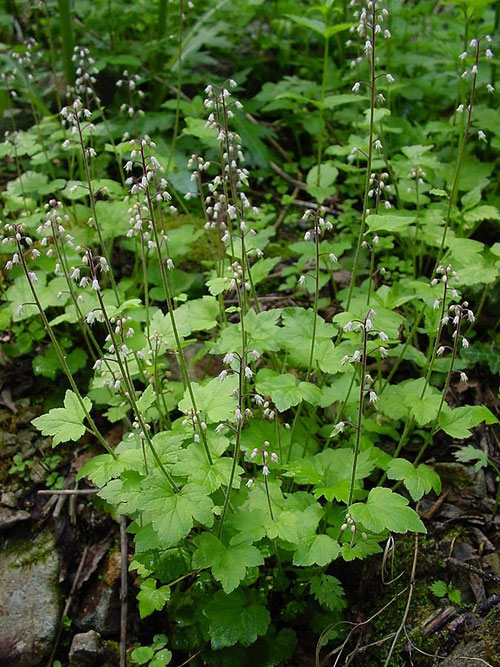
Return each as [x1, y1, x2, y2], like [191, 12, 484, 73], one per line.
[0, 0, 499, 665]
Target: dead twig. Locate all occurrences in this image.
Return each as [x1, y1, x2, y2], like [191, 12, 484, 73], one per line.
[269, 161, 306, 189]
[446, 557, 500, 585]
[47, 546, 89, 667]
[37, 489, 99, 495]
[383, 535, 419, 666]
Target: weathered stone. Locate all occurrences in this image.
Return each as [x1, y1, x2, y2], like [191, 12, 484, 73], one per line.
[0, 529, 60, 666]
[69, 630, 119, 667]
[0, 507, 30, 531]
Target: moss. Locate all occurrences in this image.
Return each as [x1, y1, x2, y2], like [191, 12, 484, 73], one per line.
[366, 532, 458, 664]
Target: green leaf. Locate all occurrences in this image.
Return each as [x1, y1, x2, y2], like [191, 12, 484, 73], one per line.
[178, 375, 238, 423]
[403, 379, 442, 426]
[137, 578, 171, 619]
[255, 369, 321, 412]
[448, 588, 462, 606]
[149, 648, 172, 666]
[203, 589, 271, 649]
[306, 163, 339, 202]
[131, 646, 155, 664]
[76, 454, 124, 486]
[286, 14, 327, 37]
[140, 480, 214, 547]
[136, 384, 156, 414]
[172, 443, 243, 492]
[366, 214, 416, 234]
[454, 445, 489, 472]
[32, 390, 92, 446]
[349, 487, 426, 534]
[386, 459, 441, 501]
[309, 575, 346, 612]
[192, 533, 264, 593]
[439, 405, 498, 439]
[463, 205, 499, 224]
[292, 534, 340, 567]
[212, 308, 282, 355]
[430, 580, 448, 598]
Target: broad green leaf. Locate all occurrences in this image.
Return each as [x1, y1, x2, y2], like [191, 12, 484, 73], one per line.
[203, 589, 270, 649]
[140, 480, 214, 547]
[280, 308, 335, 367]
[255, 369, 321, 412]
[193, 533, 264, 593]
[211, 308, 282, 355]
[77, 454, 124, 486]
[137, 578, 171, 619]
[178, 375, 238, 422]
[172, 443, 243, 492]
[366, 214, 416, 234]
[386, 459, 441, 501]
[306, 163, 339, 202]
[403, 378, 442, 426]
[286, 14, 327, 36]
[32, 390, 92, 446]
[349, 487, 426, 534]
[439, 405, 498, 439]
[293, 534, 340, 567]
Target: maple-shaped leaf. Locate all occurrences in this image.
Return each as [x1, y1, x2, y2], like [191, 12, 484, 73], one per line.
[192, 533, 263, 593]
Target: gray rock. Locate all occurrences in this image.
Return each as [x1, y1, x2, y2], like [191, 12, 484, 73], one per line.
[0, 529, 61, 666]
[69, 631, 119, 666]
[0, 507, 30, 531]
[74, 552, 121, 636]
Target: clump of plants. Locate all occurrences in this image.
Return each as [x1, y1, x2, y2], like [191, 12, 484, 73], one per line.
[0, 0, 498, 664]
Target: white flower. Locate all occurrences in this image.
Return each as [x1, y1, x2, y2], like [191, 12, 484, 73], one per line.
[218, 370, 228, 381]
[223, 352, 234, 364]
[478, 130, 486, 141]
[244, 366, 253, 379]
[386, 73, 395, 83]
[379, 331, 389, 343]
[262, 465, 270, 476]
[486, 84, 494, 94]
[331, 421, 345, 435]
[352, 82, 361, 93]
[92, 278, 100, 291]
[329, 253, 337, 262]
[437, 346, 446, 356]
[343, 321, 354, 333]
[270, 452, 278, 463]
[462, 337, 469, 348]
[369, 391, 378, 403]
[298, 275, 306, 285]
[374, 139, 383, 151]
[250, 448, 259, 459]
[246, 478, 254, 488]
[433, 299, 440, 310]
[460, 372, 468, 383]
[485, 49, 493, 60]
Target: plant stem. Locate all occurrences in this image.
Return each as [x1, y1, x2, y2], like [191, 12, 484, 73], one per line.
[346, 5, 376, 310]
[347, 323, 368, 507]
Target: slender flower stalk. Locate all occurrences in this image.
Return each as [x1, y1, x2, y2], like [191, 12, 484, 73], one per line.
[346, 0, 392, 309]
[5, 223, 114, 457]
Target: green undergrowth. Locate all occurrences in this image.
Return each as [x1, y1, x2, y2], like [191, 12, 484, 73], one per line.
[0, 0, 499, 664]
